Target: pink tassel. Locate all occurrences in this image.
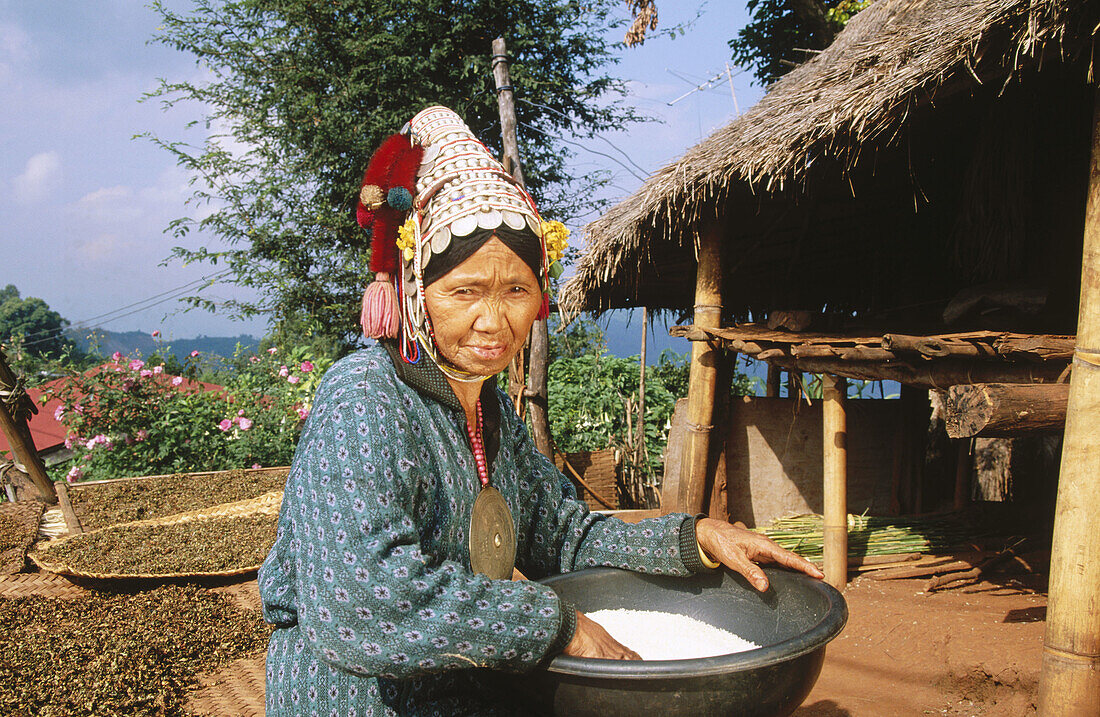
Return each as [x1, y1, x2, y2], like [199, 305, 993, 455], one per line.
[360, 273, 400, 339]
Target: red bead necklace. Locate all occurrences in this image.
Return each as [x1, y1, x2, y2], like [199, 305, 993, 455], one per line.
[465, 399, 490, 488]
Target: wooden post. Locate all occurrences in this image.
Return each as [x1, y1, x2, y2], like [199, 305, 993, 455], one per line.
[766, 364, 781, 397]
[0, 349, 57, 503]
[680, 224, 724, 515]
[636, 307, 648, 501]
[822, 374, 848, 590]
[953, 440, 971, 511]
[1038, 91, 1100, 716]
[708, 352, 733, 523]
[492, 37, 551, 457]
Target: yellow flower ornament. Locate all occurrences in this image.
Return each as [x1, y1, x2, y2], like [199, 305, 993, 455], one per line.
[541, 220, 569, 279]
[396, 218, 417, 262]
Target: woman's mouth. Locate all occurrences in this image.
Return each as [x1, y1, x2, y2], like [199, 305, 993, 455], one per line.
[467, 344, 508, 361]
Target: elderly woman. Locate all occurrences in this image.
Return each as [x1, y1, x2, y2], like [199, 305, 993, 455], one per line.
[259, 107, 822, 716]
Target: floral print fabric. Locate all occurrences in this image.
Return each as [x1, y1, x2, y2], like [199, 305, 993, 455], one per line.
[260, 347, 701, 715]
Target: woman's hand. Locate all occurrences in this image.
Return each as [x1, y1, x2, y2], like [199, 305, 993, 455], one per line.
[562, 610, 641, 661]
[695, 518, 824, 592]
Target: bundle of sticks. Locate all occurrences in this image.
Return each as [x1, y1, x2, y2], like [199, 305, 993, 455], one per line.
[851, 539, 1049, 592]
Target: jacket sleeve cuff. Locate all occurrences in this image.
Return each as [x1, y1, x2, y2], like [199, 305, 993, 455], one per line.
[548, 600, 577, 656]
[679, 514, 712, 574]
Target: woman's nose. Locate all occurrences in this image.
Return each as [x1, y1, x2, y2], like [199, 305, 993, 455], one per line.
[472, 298, 507, 333]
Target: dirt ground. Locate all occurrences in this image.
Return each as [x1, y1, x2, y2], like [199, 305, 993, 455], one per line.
[795, 573, 1047, 716]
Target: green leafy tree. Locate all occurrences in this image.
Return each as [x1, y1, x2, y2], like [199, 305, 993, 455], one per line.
[147, 0, 641, 346]
[547, 314, 607, 362]
[548, 353, 679, 478]
[0, 285, 77, 368]
[730, 0, 869, 85]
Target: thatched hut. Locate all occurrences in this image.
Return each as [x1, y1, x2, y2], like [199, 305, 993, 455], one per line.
[561, 0, 1096, 331]
[562, 2, 1100, 707]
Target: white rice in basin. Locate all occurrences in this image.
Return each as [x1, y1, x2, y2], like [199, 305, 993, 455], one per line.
[586, 609, 761, 661]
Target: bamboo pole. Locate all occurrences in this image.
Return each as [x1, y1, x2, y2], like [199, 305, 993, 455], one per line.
[822, 374, 848, 590]
[0, 349, 56, 503]
[492, 37, 551, 457]
[1037, 90, 1100, 716]
[680, 224, 724, 515]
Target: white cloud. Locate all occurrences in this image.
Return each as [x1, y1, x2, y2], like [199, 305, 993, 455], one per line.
[0, 22, 33, 84]
[12, 150, 61, 204]
[72, 185, 142, 222]
[78, 232, 139, 261]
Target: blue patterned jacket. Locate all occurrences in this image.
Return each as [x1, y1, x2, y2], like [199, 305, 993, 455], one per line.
[259, 345, 706, 715]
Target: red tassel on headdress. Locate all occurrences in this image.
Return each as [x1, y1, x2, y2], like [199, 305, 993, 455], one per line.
[356, 133, 424, 339]
[360, 272, 400, 339]
[536, 291, 550, 321]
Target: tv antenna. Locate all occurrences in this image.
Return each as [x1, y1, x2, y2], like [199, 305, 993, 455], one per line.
[666, 62, 743, 115]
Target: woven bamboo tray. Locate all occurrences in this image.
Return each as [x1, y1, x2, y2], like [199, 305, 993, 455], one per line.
[29, 490, 283, 581]
[0, 500, 46, 575]
[186, 654, 267, 717]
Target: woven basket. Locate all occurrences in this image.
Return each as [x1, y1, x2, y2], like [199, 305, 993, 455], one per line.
[29, 490, 283, 581]
[0, 500, 46, 575]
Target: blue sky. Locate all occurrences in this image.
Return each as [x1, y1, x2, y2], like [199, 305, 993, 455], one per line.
[1, 1, 762, 343]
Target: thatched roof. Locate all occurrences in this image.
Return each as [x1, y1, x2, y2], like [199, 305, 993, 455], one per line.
[561, 0, 1096, 321]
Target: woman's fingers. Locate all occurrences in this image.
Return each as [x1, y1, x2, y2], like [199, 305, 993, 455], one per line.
[564, 611, 642, 661]
[749, 538, 824, 579]
[696, 518, 825, 589]
[724, 548, 770, 591]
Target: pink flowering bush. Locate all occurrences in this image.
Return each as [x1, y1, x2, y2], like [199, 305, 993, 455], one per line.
[45, 343, 335, 483]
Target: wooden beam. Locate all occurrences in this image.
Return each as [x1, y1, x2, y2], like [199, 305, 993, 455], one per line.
[768, 355, 1065, 389]
[943, 383, 1069, 438]
[882, 334, 996, 358]
[822, 374, 848, 590]
[1039, 90, 1100, 715]
[680, 224, 724, 516]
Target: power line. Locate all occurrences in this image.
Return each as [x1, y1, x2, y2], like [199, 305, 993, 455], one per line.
[516, 98, 652, 178]
[14, 270, 234, 348]
[517, 120, 651, 183]
[19, 269, 234, 343]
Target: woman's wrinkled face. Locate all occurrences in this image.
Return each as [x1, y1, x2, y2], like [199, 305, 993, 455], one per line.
[423, 237, 543, 376]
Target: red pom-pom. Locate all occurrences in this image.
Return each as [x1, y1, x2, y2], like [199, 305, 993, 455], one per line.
[356, 205, 375, 229]
[356, 133, 423, 274]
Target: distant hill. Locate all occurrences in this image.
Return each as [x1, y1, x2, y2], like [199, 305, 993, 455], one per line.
[68, 328, 259, 361]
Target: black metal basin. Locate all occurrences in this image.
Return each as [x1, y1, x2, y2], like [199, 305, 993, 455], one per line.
[518, 567, 847, 717]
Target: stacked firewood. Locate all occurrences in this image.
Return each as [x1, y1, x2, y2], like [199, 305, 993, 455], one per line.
[855, 541, 1049, 592]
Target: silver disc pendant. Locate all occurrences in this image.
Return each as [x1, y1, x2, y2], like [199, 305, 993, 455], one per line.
[468, 486, 516, 580]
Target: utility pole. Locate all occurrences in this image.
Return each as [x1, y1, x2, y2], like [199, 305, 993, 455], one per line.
[492, 37, 552, 458]
[0, 348, 57, 503]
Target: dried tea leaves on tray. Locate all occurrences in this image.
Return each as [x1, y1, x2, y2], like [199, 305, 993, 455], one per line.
[44, 513, 278, 576]
[68, 467, 288, 530]
[0, 584, 270, 717]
